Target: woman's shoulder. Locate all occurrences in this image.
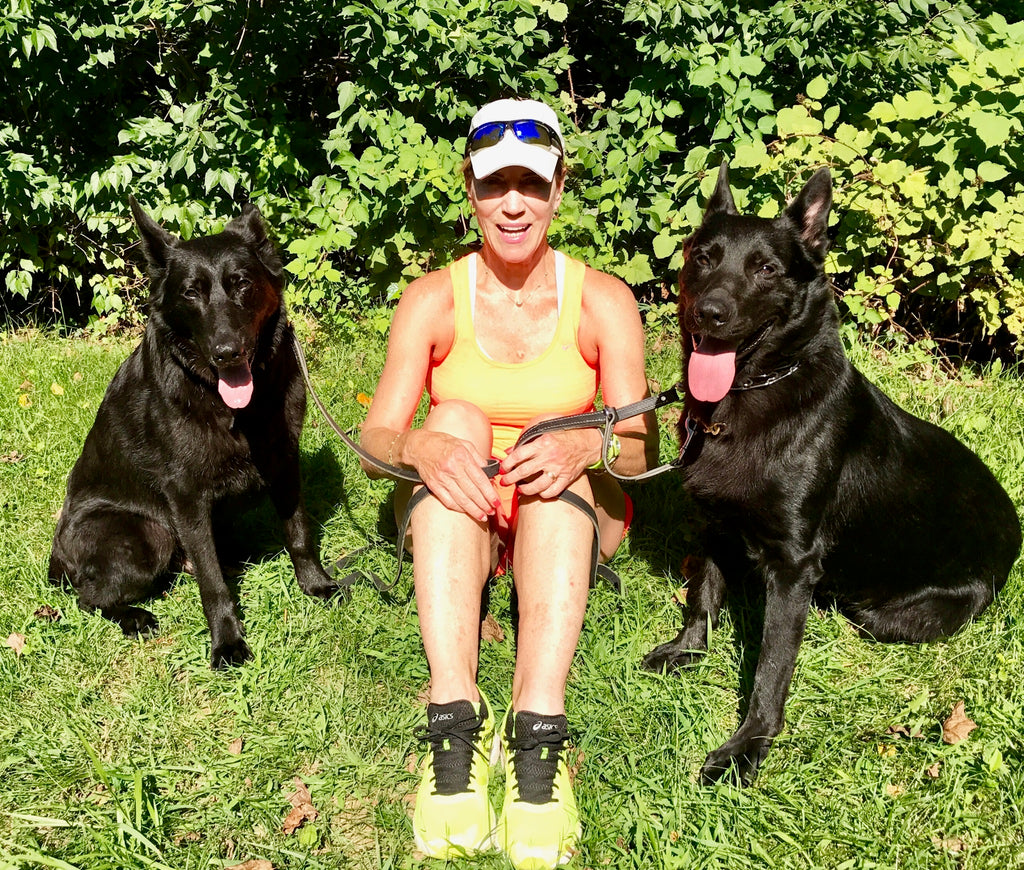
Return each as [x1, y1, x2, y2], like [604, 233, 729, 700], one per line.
[578, 260, 639, 315]
[575, 257, 643, 358]
[397, 262, 457, 314]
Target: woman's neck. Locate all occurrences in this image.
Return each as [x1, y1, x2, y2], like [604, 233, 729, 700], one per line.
[478, 243, 552, 291]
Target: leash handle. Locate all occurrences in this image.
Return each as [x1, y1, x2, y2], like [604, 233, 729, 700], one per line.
[516, 408, 614, 446]
[515, 381, 692, 483]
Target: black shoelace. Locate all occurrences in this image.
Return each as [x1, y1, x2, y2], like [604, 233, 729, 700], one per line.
[507, 713, 570, 805]
[415, 700, 489, 796]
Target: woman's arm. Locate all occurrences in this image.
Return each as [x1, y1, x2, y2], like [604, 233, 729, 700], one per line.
[360, 270, 499, 520]
[581, 268, 660, 476]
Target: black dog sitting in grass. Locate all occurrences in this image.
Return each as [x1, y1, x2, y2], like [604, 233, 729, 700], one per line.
[643, 164, 1021, 785]
[49, 198, 341, 668]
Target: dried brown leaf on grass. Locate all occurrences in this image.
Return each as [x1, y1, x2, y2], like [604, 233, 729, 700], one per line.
[941, 701, 977, 744]
[226, 861, 274, 870]
[931, 835, 965, 854]
[6, 633, 26, 656]
[886, 724, 925, 739]
[481, 612, 505, 642]
[227, 737, 244, 756]
[567, 748, 585, 785]
[281, 777, 318, 835]
[33, 605, 61, 621]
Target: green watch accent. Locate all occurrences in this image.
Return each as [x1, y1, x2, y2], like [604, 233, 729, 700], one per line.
[588, 433, 621, 470]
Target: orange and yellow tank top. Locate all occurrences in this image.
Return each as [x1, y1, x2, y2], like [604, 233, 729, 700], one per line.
[427, 252, 599, 458]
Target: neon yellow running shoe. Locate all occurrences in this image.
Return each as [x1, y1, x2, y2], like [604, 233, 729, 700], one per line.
[498, 708, 581, 869]
[412, 690, 497, 858]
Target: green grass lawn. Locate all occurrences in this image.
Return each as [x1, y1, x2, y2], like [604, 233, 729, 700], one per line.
[1, 322, 1023, 870]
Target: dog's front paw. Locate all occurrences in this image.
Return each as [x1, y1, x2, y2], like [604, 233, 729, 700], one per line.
[641, 641, 705, 673]
[296, 563, 349, 603]
[210, 636, 252, 669]
[105, 605, 159, 637]
[700, 736, 773, 787]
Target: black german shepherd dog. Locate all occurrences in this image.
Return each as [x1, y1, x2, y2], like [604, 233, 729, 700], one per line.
[49, 199, 341, 668]
[643, 164, 1021, 784]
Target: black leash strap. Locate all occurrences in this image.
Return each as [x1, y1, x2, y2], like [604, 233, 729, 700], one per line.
[559, 490, 623, 593]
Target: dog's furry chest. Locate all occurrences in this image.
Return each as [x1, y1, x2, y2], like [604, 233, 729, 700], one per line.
[176, 416, 269, 496]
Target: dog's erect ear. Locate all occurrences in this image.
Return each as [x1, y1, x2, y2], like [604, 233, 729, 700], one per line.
[785, 167, 833, 261]
[224, 202, 268, 246]
[225, 203, 283, 278]
[129, 195, 178, 276]
[704, 161, 737, 218]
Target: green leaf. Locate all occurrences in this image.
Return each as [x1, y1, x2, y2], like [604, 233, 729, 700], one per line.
[893, 90, 935, 120]
[652, 232, 679, 261]
[619, 253, 655, 286]
[873, 160, 910, 185]
[183, 103, 204, 128]
[960, 235, 992, 263]
[805, 75, 828, 100]
[168, 149, 187, 175]
[513, 17, 537, 36]
[776, 105, 822, 136]
[731, 139, 768, 168]
[545, 2, 568, 22]
[977, 161, 1009, 183]
[337, 81, 357, 114]
[967, 111, 1014, 150]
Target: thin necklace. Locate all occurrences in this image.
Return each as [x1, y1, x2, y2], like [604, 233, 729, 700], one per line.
[481, 256, 549, 308]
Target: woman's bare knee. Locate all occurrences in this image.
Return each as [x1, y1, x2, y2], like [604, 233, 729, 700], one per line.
[423, 400, 493, 453]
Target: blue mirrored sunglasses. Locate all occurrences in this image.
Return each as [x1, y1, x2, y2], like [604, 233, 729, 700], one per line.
[466, 119, 563, 154]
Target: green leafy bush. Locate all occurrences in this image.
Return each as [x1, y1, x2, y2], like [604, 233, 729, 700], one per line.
[1, 0, 1021, 353]
[727, 14, 1024, 352]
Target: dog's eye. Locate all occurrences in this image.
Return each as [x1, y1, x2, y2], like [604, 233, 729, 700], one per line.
[757, 263, 776, 277]
[692, 252, 711, 268]
[182, 285, 200, 301]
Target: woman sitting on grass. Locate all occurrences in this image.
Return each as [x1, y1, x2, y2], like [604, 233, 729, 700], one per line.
[359, 97, 657, 868]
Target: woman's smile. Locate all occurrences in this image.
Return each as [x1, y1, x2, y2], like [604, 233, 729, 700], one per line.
[497, 222, 530, 243]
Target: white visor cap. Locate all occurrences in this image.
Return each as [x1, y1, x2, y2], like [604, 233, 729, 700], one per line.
[467, 98, 565, 182]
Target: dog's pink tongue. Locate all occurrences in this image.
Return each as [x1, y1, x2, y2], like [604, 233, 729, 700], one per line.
[688, 337, 737, 403]
[217, 363, 253, 409]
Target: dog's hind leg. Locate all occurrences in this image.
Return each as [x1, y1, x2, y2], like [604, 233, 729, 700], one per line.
[52, 512, 175, 636]
[850, 577, 1000, 644]
[642, 556, 726, 672]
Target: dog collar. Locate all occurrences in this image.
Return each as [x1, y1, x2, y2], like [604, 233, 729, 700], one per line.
[731, 360, 802, 392]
